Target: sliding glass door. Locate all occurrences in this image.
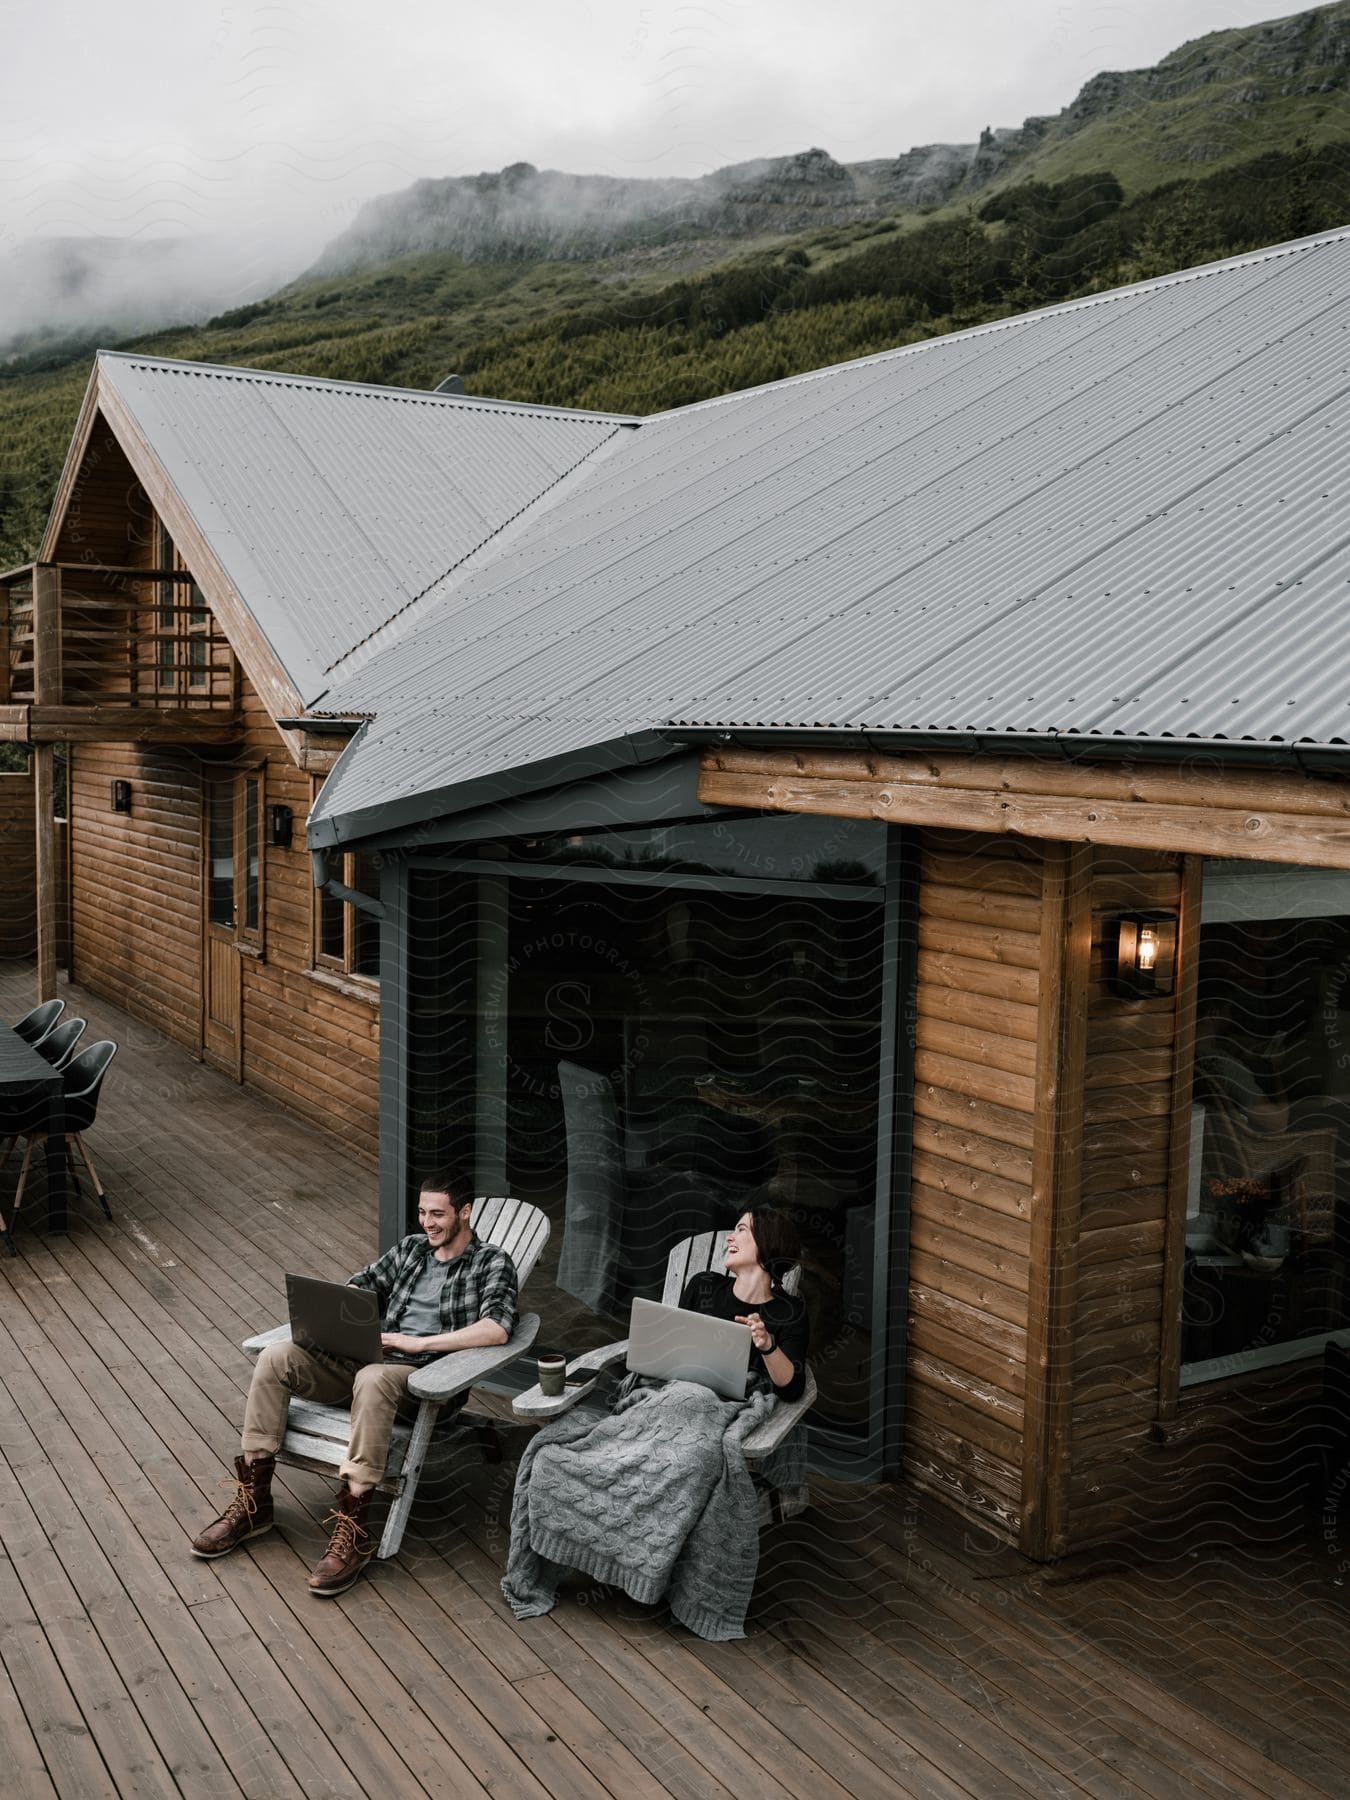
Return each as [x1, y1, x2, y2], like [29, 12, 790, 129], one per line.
[406, 814, 908, 1473]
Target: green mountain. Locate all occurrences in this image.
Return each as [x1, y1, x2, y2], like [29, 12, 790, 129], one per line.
[2, 1, 1348, 567]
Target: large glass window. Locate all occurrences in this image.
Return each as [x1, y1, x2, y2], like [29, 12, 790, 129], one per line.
[408, 815, 893, 1446]
[1183, 861, 1350, 1381]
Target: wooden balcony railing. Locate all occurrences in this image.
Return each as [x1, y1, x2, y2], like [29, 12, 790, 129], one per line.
[1, 561, 238, 712]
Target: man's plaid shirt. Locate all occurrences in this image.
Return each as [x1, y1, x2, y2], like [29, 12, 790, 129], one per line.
[348, 1231, 518, 1362]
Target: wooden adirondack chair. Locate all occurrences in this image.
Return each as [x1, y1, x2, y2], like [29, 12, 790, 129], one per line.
[242, 1196, 549, 1558]
[512, 1229, 816, 1522]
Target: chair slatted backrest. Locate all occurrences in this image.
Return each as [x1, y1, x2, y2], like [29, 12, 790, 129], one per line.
[662, 1231, 801, 1302]
[470, 1196, 550, 1289]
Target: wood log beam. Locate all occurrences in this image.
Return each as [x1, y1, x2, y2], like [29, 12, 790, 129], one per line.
[25, 707, 243, 744]
[698, 752, 1350, 867]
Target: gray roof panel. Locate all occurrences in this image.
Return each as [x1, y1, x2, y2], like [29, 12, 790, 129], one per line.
[98, 353, 630, 706]
[289, 230, 1350, 840]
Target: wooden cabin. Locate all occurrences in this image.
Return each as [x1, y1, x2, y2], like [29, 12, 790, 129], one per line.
[1, 357, 631, 1156]
[11, 226, 1350, 1555]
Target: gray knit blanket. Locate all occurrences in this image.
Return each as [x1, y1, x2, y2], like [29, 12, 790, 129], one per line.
[501, 1377, 776, 1641]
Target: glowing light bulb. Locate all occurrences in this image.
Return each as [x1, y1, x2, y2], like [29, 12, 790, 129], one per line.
[1137, 926, 1159, 971]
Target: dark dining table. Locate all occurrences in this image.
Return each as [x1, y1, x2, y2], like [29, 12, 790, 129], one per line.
[0, 1024, 67, 1244]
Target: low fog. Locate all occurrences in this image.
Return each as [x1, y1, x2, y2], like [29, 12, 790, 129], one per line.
[0, 232, 310, 359]
[0, 0, 1295, 355]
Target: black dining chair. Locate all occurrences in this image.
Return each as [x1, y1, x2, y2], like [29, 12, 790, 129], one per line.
[35, 1016, 87, 1070]
[13, 1039, 117, 1222]
[13, 998, 64, 1046]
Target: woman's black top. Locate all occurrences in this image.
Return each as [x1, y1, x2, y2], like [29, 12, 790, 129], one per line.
[678, 1270, 809, 1402]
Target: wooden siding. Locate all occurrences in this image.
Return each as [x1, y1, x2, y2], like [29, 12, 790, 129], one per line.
[906, 832, 1042, 1539]
[0, 765, 37, 958]
[1066, 848, 1186, 1551]
[56, 471, 380, 1158]
[70, 741, 203, 1042]
[46, 416, 152, 570]
[68, 675, 380, 1158]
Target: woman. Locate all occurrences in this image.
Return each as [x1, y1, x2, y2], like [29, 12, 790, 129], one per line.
[502, 1203, 809, 1640]
[678, 1206, 809, 1402]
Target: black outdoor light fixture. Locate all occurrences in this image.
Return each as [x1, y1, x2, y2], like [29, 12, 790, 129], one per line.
[1110, 911, 1179, 998]
[269, 803, 294, 848]
[111, 778, 132, 814]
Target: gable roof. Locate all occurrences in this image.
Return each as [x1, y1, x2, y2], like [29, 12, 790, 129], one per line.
[77, 352, 632, 711]
[307, 225, 1350, 848]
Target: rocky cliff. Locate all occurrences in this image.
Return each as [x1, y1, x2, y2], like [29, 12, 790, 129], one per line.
[311, 0, 1350, 274]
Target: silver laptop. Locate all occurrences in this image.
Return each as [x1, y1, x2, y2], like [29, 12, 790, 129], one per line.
[626, 1297, 752, 1400]
[286, 1274, 383, 1369]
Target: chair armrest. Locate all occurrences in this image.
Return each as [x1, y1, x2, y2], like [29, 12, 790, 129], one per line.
[407, 1312, 540, 1402]
[242, 1322, 292, 1357]
[743, 1368, 817, 1458]
[512, 1340, 629, 1419]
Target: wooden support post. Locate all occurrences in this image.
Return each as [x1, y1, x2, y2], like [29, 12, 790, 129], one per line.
[31, 566, 62, 1002]
[1020, 841, 1092, 1559]
[1156, 857, 1203, 1419]
[34, 744, 58, 1001]
[31, 564, 62, 706]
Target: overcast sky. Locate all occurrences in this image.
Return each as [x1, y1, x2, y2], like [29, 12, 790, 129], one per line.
[1, 0, 1296, 265]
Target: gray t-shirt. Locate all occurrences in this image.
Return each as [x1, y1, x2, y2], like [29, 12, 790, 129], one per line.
[396, 1258, 447, 1340]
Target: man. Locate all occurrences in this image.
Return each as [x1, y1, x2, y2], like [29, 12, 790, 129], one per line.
[191, 1168, 518, 1594]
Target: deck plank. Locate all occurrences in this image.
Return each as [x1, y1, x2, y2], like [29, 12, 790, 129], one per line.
[1, 961, 1345, 1800]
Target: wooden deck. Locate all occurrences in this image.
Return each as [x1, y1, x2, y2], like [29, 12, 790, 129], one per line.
[0, 961, 1346, 1800]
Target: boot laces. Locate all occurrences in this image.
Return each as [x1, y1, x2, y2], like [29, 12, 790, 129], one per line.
[321, 1504, 366, 1560]
[216, 1476, 257, 1526]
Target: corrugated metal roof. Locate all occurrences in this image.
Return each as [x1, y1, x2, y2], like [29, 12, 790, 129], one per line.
[309, 227, 1350, 844]
[97, 352, 631, 706]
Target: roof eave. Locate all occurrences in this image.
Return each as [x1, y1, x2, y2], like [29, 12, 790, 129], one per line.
[306, 728, 677, 850]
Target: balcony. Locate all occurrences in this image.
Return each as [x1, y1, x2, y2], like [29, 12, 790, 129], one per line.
[0, 561, 241, 744]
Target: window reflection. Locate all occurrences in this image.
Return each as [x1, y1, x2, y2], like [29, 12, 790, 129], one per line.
[410, 823, 889, 1438]
[1184, 863, 1350, 1376]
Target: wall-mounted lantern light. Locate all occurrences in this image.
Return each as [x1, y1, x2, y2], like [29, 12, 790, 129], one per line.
[1110, 912, 1178, 998]
[111, 778, 132, 814]
[269, 803, 294, 849]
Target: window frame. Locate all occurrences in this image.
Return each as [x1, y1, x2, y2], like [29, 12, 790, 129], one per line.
[205, 768, 266, 948]
[311, 779, 380, 987]
[237, 771, 265, 947]
[1177, 857, 1350, 1387]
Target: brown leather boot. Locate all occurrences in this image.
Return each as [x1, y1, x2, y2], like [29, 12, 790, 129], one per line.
[308, 1483, 375, 1596]
[191, 1454, 275, 1558]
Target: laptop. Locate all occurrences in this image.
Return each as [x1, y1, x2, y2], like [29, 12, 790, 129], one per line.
[286, 1274, 384, 1370]
[625, 1297, 752, 1400]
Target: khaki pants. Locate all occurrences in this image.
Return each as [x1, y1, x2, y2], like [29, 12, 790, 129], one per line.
[241, 1341, 416, 1488]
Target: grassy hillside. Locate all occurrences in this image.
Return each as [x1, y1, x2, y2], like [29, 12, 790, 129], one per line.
[996, 2, 1350, 194]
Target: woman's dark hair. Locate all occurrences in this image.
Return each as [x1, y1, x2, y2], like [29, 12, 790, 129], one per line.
[419, 1167, 475, 1211]
[743, 1203, 800, 1282]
